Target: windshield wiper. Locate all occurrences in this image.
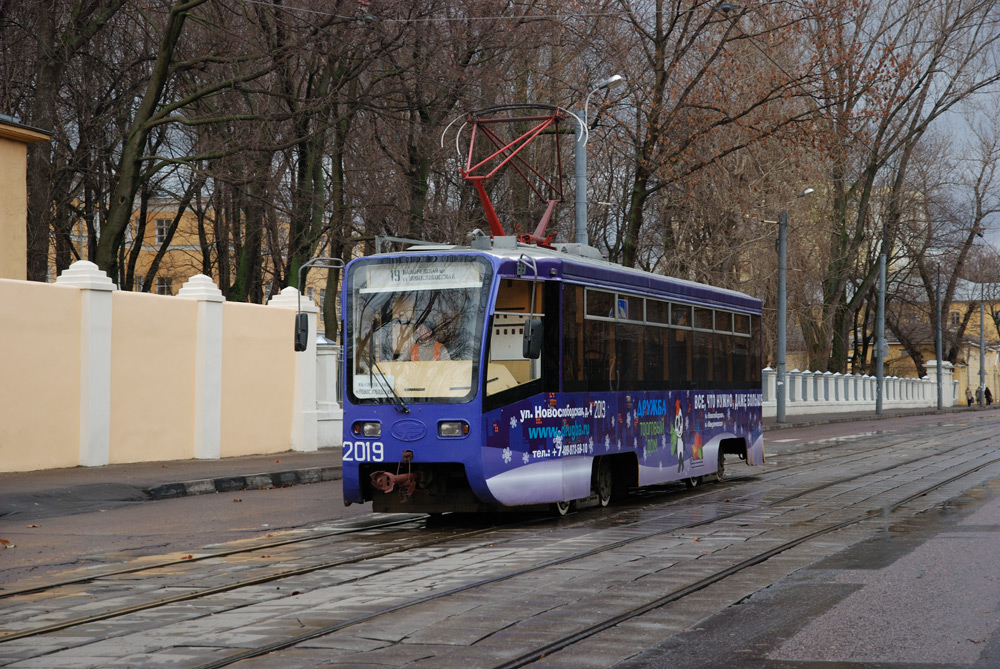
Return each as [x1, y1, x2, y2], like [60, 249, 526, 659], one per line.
[368, 339, 410, 414]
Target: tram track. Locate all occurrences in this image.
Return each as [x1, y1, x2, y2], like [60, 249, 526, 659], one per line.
[0, 514, 427, 600]
[183, 435, 999, 668]
[2, 425, 994, 664]
[4, 417, 964, 604]
[500, 449, 1000, 668]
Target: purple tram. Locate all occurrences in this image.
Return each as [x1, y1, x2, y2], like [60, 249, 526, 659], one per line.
[341, 239, 764, 514]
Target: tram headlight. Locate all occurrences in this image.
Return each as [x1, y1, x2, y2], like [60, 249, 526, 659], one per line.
[352, 421, 381, 438]
[438, 421, 469, 437]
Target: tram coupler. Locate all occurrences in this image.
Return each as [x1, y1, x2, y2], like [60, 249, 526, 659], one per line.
[369, 450, 427, 502]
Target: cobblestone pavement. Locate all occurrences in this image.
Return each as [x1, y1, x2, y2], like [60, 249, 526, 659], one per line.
[2, 413, 1000, 668]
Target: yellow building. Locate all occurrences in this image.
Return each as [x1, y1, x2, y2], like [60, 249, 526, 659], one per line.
[875, 283, 1000, 401]
[54, 197, 337, 328]
[0, 115, 50, 280]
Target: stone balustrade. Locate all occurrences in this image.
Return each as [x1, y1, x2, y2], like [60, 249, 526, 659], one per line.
[761, 363, 957, 418]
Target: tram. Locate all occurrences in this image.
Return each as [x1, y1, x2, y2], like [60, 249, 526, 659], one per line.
[340, 236, 764, 513]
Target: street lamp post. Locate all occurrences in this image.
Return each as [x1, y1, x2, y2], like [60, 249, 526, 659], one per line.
[936, 266, 942, 410]
[775, 187, 814, 423]
[876, 252, 887, 415]
[575, 75, 624, 246]
[981, 284, 986, 406]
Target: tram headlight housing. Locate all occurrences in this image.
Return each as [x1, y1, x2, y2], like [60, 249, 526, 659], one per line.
[352, 421, 381, 438]
[438, 421, 469, 437]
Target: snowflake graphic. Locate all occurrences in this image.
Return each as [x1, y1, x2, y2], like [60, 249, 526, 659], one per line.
[626, 410, 631, 425]
[661, 434, 667, 450]
[616, 438, 622, 451]
[604, 435, 611, 452]
[588, 442, 593, 455]
[642, 448, 647, 461]
[633, 437, 638, 450]
[509, 416, 518, 429]
[522, 452, 530, 464]
[502, 447, 512, 464]
[553, 433, 564, 449]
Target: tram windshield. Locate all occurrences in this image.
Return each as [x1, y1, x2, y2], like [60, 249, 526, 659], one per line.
[346, 256, 492, 405]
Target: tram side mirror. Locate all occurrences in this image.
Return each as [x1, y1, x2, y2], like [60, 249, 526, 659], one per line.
[294, 312, 309, 352]
[522, 319, 542, 359]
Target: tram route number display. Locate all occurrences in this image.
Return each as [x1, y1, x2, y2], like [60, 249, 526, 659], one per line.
[343, 441, 385, 462]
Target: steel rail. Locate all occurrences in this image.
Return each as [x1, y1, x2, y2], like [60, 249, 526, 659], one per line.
[186, 434, 999, 668]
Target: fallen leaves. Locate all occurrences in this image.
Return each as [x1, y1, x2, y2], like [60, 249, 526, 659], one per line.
[25, 524, 39, 528]
[0, 539, 14, 549]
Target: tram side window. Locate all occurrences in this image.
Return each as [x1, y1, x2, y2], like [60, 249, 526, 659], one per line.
[732, 335, 749, 384]
[644, 325, 666, 390]
[562, 285, 585, 392]
[749, 314, 762, 384]
[692, 330, 713, 384]
[584, 289, 617, 392]
[644, 300, 669, 389]
[668, 327, 691, 386]
[585, 321, 616, 391]
[617, 322, 642, 388]
[714, 332, 732, 385]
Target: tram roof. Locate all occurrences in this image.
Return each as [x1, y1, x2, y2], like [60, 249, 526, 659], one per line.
[366, 240, 762, 313]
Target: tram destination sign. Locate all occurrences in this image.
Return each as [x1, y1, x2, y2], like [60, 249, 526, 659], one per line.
[363, 262, 483, 292]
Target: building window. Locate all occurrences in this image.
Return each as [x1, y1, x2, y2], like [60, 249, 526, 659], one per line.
[156, 277, 173, 295]
[136, 275, 144, 292]
[307, 287, 315, 301]
[155, 218, 170, 244]
[950, 311, 960, 328]
[320, 289, 326, 305]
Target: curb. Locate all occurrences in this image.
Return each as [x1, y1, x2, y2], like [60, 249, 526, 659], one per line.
[143, 465, 342, 500]
[764, 406, 987, 431]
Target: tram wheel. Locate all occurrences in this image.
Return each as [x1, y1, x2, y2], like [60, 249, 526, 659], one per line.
[684, 476, 702, 488]
[595, 457, 613, 507]
[714, 450, 726, 483]
[552, 500, 571, 516]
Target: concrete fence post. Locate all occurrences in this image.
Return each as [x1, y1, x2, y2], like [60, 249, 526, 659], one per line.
[177, 275, 225, 459]
[316, 343, 344, 448]
[763, 367, 775, 402]
[788, 369, 800, 404]
[268, 287, 319, 452]
[55, 261, 114, 467]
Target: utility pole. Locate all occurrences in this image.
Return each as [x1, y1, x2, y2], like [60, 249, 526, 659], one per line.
[936, 266, 942, 410]
[776, 211, 788, 423]
[876, 252, 886, 415]
[981, 284, 986, 406]
[774, 188, 813, 423]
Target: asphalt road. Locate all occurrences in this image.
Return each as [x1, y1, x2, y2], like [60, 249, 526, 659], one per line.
[0, 479, 370, 585]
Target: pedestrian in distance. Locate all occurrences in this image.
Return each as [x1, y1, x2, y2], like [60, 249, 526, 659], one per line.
[966, 387, 974, 406]
[986, 387, 994, 405]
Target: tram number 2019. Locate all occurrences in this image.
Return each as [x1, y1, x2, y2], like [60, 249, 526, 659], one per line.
[343, 441, 384, 462]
